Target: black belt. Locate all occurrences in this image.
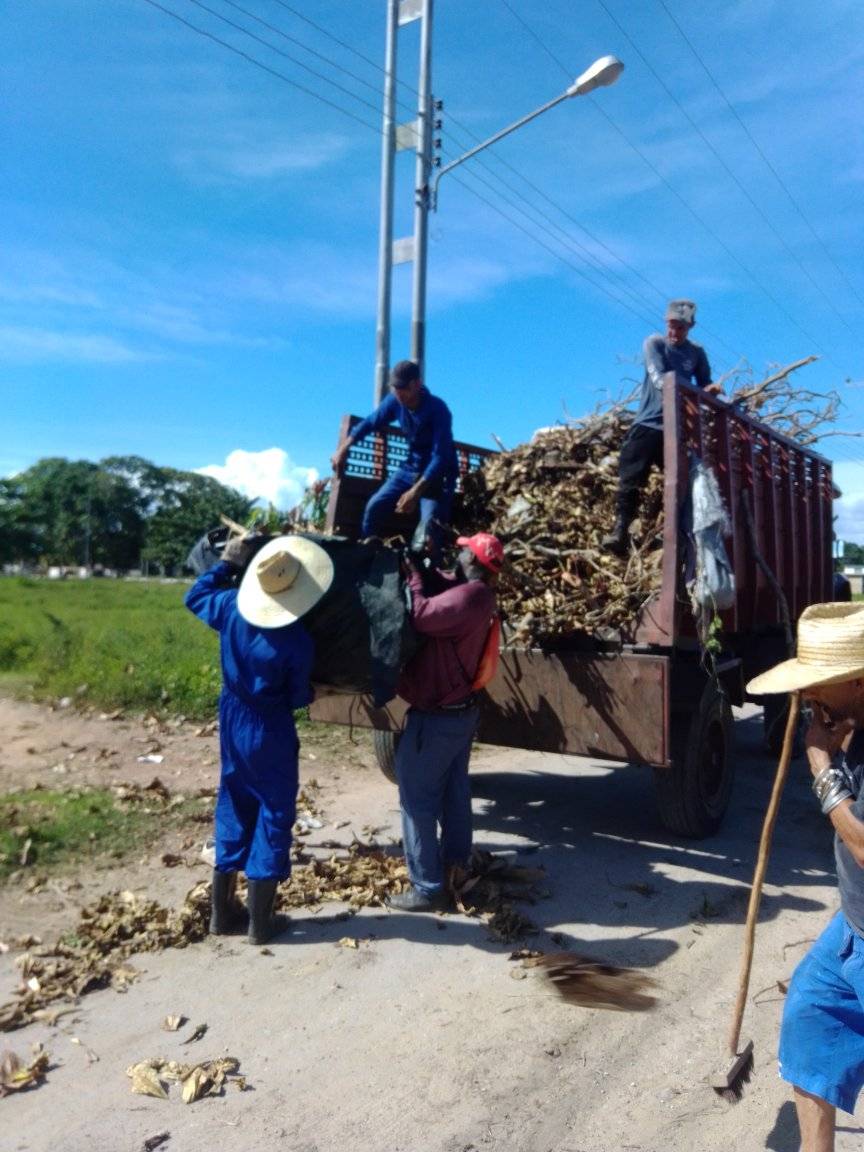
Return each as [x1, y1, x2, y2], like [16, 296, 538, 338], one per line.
[437, 694, 478, 713]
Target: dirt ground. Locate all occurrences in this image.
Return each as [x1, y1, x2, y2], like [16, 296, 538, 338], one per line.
[1, 695, 862, 1152]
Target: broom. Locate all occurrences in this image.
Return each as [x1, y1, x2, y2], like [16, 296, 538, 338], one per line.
[711, 690, 801, 1101]
[525, 952, 659, 1012]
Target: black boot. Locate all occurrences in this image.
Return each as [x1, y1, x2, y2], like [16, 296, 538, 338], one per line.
[602, 491, 638, 555]
[209, 870, 247, 935]
[602, 516, 630, 555]
[246, 879, 291, 945]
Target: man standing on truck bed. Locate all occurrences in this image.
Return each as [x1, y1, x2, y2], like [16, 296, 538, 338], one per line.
[603, 299, 722, 554]
[330, 359, 458, 561]
[387, 531, 503, 912]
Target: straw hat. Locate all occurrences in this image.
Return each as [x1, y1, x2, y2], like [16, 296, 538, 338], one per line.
[237, 535, 334, 628]
[746, 602, 864, 695]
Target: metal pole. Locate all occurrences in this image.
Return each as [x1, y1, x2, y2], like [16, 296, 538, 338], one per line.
[410, 0, 433, 374]
[374, 0, 399, 404]
[430, 88, 571, 209]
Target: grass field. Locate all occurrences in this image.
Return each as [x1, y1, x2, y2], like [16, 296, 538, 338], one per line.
[0, 576, 223, 719]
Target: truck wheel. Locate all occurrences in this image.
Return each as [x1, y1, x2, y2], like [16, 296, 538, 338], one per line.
[653, 682, 733, 838]
[373, 729, 401, 785]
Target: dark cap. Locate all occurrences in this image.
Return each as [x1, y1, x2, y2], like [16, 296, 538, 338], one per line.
[389, 360, 421, 389]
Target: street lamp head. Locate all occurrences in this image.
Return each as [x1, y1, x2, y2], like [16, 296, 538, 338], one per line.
[567, 55, 624, 98]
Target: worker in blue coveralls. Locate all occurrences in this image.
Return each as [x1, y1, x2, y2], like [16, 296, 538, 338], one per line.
[330, 359, 458, 561]
[602, 299, 723, 554]
[185, 533, 334, 945]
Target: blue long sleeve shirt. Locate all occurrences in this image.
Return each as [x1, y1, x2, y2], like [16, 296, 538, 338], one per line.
[632, 334, 712, 431]
[185, 562, 315, 713]
[350, 386, 457, 484]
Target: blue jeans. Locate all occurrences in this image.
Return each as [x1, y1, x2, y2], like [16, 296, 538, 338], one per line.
[361, 467, 455, 561]
[779, 909, 864, 1113]
[395, 706, 478, 895]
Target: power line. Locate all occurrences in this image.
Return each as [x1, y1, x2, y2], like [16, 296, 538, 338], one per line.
[215, 0, 418, 119]
[496, 0, 835, 364]
[591, 0, 858, 338]
[139, 0, 382, 132]
[655, 0, 864, 312]
[183, 0, 385, 120]
[449, 170, 662, 330]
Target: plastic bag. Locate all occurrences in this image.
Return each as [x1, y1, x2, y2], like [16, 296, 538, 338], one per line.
[688, 460, 735, 611]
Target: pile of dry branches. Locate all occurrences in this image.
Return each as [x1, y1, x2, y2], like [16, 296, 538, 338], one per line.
[459, 408, 664, 643]
[457, 356, 844, 646]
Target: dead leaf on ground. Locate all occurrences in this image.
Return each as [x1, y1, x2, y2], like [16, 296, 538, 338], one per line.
[142, 1133, 171, 1152]
[161, 1015, 186, 1032]
[337, 937, 359, 950]
[0, 1045, 50, 1096]
[129, 1062, 169, 1100]
[182, 1023, 207, 1045]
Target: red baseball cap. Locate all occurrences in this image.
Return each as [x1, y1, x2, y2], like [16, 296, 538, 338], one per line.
[456, 532, 504, 573]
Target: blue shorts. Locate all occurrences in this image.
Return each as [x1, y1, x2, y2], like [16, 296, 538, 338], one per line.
[779, 909, 864, 1113]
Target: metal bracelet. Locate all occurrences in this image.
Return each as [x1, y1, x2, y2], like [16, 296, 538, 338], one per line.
[821, 784, 853, 816]
[812, 766, 844, 804]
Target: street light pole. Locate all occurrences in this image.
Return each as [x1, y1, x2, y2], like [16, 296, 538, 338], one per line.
[430, 56, 624, 210]
[410, 0, 434, 373]
[373, 0, 399, 404]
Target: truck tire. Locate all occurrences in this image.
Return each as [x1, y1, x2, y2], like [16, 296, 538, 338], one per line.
[373, 729, 401, 785]
[653, 682, 733, 838]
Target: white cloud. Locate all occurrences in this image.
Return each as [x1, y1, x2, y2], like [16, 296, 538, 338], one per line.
[0, 325, 150, 364]
[197, 448, 318, 511]
[174, 130, 352, 184]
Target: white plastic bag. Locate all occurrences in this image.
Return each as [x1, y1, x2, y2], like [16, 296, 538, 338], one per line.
[689, 461, 735, 611]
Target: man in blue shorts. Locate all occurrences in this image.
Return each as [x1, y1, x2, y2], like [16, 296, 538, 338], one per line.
[748, 602, 864, 1151]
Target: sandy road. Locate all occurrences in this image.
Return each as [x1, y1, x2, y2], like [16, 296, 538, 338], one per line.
[1, 696, 861, 1152]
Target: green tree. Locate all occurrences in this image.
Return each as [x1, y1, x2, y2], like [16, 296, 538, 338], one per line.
[143, 470, 253, 573]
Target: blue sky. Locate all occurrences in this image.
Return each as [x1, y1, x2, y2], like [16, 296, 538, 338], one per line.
[3, 1, 864, 536]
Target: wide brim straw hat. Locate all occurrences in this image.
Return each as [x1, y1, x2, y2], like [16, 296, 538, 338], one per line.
[237, 535, 334, 629]
[746, 602, 864, 695]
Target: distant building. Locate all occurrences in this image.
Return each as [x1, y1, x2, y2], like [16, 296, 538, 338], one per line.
[842, 566, 864, 596]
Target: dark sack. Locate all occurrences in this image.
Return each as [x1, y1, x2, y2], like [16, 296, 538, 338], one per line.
[299, 536, 417, 708]
[186, 526, 229, 574]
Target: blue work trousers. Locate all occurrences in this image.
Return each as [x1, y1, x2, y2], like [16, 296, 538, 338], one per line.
[361, 466, 454, 561]
[395, 706, 478, 895]
[214, 691, 299, 881]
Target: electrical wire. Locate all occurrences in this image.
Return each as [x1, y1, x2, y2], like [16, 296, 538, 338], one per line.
[496, 0, 838, 365]
[139, 0, 382, 133]
[215, 0, 418, 119]
[655, 0, 864, 312]
[182, 0, 385, 120]
[591, 0, 858, 338]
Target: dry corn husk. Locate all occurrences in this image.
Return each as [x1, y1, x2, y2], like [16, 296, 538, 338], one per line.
[458, 412, 664, 644]
[0, 1045, 50, 1096]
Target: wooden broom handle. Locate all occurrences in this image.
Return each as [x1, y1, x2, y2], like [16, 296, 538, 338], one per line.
[728, 690, 801, 1056]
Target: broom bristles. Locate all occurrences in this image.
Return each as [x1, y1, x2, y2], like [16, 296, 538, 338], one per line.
[528, 952, 659, 1012]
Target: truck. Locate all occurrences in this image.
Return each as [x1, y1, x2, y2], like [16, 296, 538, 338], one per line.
[309, 373, 834, 838]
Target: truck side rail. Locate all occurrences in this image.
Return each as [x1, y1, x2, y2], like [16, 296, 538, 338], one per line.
[324, 413, 494, 539]
[636, 373, 833, 647]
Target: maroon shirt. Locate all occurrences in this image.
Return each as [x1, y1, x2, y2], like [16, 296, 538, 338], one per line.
[398, 568, 497, 710]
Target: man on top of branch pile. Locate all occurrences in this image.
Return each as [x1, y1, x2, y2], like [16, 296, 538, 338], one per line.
[603, 299, 722, 555]
[330, 359, 458, 561]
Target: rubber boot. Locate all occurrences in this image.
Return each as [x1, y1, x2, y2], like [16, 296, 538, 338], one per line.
[602, 491, 638, 555]
[246, 879, 291, 946]
[209, 870, 247, 935]
[602, 516, 630, 555]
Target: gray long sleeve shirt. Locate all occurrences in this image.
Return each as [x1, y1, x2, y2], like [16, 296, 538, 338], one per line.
[632, 333, 712, 431]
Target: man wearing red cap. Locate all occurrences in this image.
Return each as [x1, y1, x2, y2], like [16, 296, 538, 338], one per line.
[387, 532, 503, 912]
